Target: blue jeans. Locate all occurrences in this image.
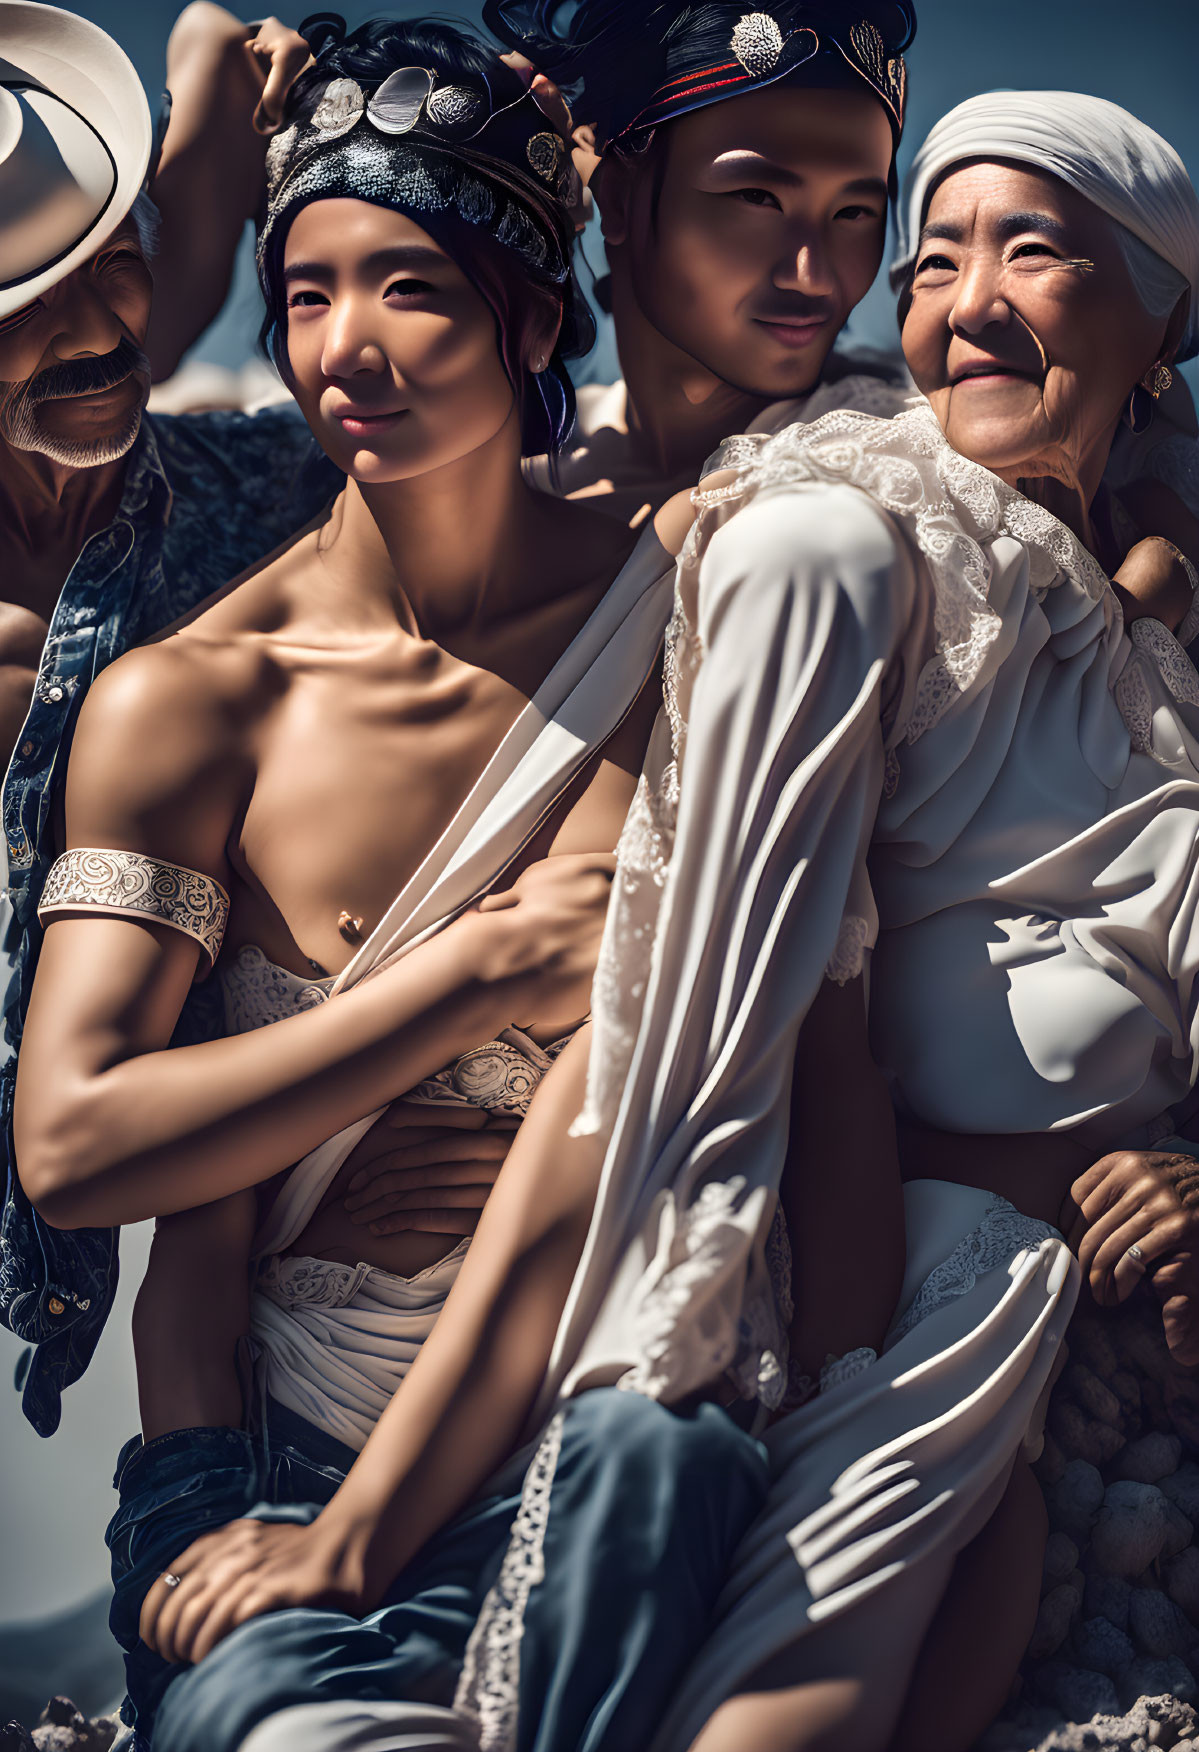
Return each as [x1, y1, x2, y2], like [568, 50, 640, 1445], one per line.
[107, 1402, 357, 1742]
[109, 1392, 768, 1752]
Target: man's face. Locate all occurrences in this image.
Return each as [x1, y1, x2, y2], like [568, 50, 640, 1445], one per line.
[606, 84, 892, 397]
[0, 216, 153, 470]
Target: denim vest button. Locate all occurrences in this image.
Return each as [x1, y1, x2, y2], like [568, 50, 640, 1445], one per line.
[47, 1296, 64, 1315]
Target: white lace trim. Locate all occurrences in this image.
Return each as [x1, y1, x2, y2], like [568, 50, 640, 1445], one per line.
[1175, 553, 1199, 649]
[825, 913, 870, 985]
[454, 1411, 565, 1752]
[1129, 614, 1199, 706]
[819, 1344, 877, 1390]
[887, 1196, 1058, 1347]
[221, 943, 331, 1033]
[406, 1027, 570, 1117]
[692, 403, 1112, 746]
[1114, 655, 1155, 756]
[622, 1177, 753, 1400]
[727, 1203, 792, 1408]
[258, 1254, 373, 1309]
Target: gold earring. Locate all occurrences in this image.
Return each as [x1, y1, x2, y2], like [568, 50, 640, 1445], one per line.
[1143, 361, 1174, 400]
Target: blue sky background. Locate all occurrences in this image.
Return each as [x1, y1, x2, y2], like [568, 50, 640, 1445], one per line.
[65, 0, 1199, 395]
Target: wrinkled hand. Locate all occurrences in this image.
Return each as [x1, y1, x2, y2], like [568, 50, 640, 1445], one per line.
[1112, 534, 1196, 634]
[244, 16, 312, 135]
[1061, 1149, 1199, 1364]
[139, 1515, 373, 1666]
[342, 1098, 515, 1236]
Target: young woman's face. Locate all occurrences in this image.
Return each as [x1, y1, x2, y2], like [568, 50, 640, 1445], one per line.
[608, 85, 892, 399]
[283, 199, 517, 481]
[901, 162, 1171, 485]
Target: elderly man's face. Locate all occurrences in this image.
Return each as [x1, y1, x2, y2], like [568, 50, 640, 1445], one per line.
[0, 217, 153, 470]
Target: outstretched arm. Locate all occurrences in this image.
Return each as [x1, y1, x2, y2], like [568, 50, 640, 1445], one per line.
[139, 1025, 602, 1663]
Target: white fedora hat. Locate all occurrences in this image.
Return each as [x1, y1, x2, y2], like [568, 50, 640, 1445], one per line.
[0, 2, 151, 320]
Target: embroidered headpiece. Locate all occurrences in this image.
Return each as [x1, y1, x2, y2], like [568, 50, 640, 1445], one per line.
[484, 0, 914, 155]
[258, 62, 577, 282]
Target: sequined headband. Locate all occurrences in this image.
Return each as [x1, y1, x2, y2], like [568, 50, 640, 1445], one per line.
[610, 7, 910, 146]
[258, 66, 577, 281]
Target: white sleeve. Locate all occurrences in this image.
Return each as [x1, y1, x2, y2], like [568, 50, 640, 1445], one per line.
[549, 481, 925, 1410]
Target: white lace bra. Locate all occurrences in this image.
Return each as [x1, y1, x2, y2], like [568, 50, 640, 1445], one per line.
[220, 940, 570, 1117]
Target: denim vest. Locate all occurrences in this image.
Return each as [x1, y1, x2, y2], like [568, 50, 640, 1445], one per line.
[0, 406, 338, 1435]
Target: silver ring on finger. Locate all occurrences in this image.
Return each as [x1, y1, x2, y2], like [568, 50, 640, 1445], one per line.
[1125, 1243, 1147, 1268]
[160, 1572, 182, 1589]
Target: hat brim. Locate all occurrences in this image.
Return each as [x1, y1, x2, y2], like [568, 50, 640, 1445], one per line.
[0, 1, 151, 319]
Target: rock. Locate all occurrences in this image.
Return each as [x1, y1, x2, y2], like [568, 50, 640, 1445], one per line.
[1168, 1388, 1199, 1461]
[0, 1725, 36, 1752]
[1163, 1463, 1199, 1526]
[1041, 1660, 1122, 1722]
[1089, 1482, 1170, 1578]
[1037, 1433, 1069, 1487]
[1121, 1689, 1199, 1734]
[1119, 1656, 1199, 1711]
[1063, 1362, 1125, 1429]
[1048, 1403, 1126, 1469]
[1070, 1317, 1121, 1381]
[1118, 1312, 1179, 1385]
[27, 1704, 119, 1752]
[1110, 1369, 1143, 1420]
[1129, 1588, 1196, 1659]
[1115, 1433, 1183, 1484]
[1047, 1461, 1107, 1540]
[1165, 1548, 1199, 1620]
[1068, 1615, 1136, 1677]
[1162, 1500, 1196, 1560]
[1083, 1574, 1133, 1635]
[1030, 1583, 1085, 1661]
[1045, 1532, 1083, 1591]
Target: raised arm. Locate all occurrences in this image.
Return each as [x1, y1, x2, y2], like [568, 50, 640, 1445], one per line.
[15, 646, 608, 1230]
[144, 6, 311, 379]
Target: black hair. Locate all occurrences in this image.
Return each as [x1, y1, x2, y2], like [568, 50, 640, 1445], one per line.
[484, 0, 914, 152]
[258, 14, 595, 459]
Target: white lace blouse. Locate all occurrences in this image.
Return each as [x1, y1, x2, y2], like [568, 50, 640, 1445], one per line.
[546, 401, 1199, 1419]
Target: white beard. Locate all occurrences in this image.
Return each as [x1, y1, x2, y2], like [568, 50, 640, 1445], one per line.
[0, 389, 144, 469]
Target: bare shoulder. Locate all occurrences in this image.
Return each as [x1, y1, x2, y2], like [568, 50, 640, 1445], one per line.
[66, 629, 259, 873]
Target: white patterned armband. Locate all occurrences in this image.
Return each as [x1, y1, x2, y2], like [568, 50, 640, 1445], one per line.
[38, 848, 229, 969]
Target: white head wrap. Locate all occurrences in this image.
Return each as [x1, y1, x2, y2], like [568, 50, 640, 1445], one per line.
[891, 91, 1199, 360]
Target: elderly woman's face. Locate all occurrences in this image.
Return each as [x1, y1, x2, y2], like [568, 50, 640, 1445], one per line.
[901, 162, 1170, 490]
